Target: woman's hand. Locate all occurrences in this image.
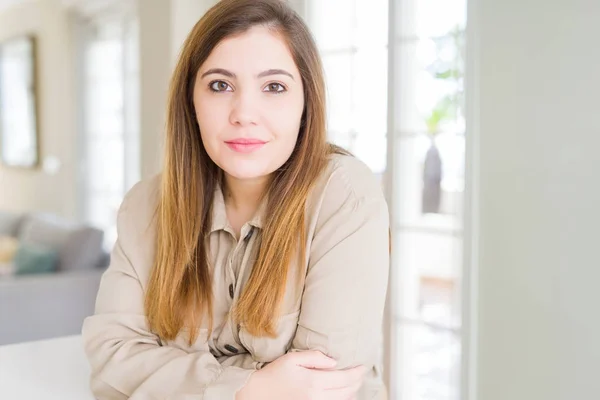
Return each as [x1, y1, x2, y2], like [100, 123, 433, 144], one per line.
[236, 350, 366, 400]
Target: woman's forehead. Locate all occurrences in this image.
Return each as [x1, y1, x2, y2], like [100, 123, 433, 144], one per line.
[200, 26, 299, 77]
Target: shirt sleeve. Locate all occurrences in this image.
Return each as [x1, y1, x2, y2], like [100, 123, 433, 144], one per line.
[290, 165, 390, 371]
[81, 182, 255, 399]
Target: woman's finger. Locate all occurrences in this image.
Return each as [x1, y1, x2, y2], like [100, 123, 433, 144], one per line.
[309, 364, 366, 390]
[289, 350, 337, 369]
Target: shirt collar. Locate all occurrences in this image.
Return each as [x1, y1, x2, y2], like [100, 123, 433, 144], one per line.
[210, 184, 266, 233]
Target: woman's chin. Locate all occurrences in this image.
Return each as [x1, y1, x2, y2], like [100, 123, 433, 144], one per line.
[220, 164, 274, 182]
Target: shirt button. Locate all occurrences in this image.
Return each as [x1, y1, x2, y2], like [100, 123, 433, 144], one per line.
[229, 284, 234, 299]
[224, 344, 239, 354]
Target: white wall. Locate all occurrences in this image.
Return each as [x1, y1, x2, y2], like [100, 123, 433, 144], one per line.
[170, 0, 215, 64]
[0, 0, 77, 219]
[471, 0, 600, 399]
[137, 0, 171, 180]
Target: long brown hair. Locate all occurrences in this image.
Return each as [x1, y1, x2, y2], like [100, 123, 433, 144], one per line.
[145, 0, 342, 344]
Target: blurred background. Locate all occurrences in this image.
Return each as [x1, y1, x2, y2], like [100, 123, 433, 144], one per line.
[0, 1, 598, 400]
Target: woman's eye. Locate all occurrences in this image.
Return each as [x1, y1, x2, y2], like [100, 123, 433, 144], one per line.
[264, 83, 286, 93]
[209, 81, 232, 92]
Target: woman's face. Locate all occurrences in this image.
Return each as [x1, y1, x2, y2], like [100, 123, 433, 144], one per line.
[193, 25, 304, 181]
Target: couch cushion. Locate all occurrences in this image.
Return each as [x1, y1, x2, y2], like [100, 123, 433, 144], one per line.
[17, 214, 104, 272]
[0, 212, 23, 236]
[13, 243, 58, 275]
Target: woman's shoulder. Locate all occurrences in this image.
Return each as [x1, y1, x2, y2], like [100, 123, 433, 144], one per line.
[316, 152, 386, 203]
[112, 174, 162, 281]
[122, 173, 162, 205]
[117, 173, 162, 235]
[305, 153, 387, 224]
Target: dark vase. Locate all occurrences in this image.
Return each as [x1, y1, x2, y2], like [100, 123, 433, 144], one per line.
[422, 140, 443, 214]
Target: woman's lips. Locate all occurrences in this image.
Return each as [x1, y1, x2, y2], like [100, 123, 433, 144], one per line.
[224, 139, 267, 153]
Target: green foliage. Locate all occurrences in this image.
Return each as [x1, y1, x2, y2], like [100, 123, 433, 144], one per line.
[424, 25, 465, 136]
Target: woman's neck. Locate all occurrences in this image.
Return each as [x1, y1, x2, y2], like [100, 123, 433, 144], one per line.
[224, 174, 268, 209]
[223, 174, 269, 235]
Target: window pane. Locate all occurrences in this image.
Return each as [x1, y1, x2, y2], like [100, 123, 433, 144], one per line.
[84, 89, 124, 138]
[395, 0, 467, 39]
[80, 15, 139, 251]
[311, 0, 389, 174]
[396, 322, 461, 400]
[309, 0, 355, 51]
[391, 0, 467, 397]
[84, 40, 124, 138]
[327, 130, 355, 150]
[87, 137, 124, 193]
[354, 132, 388, 174]
[353, 46, 388, 138]
[322, 53, 354, 134]
[88, 193, 115, 229]
[87, 192, 122, 248]
[85, 39, 123, 81]
[393, 39, 464, 135]
[356, 0, 388, 47]
[394, 229, 462, 327]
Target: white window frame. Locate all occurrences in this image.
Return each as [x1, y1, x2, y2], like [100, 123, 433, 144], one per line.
[72, 1, 140, 250]
[302, 0, 473, 398]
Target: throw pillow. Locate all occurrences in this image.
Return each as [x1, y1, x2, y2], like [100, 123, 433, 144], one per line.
[0, 236, 19, 263]
[13, 243, 59, 275]
[18, 214, 105, 272]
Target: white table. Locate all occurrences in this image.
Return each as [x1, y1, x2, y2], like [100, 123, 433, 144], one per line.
[0, 335, 94, 400]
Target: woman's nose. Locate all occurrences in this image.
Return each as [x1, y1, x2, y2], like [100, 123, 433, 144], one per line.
[229, 90, 259, 126]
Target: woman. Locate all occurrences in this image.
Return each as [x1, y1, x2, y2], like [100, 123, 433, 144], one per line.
[82, 0, 389, 399]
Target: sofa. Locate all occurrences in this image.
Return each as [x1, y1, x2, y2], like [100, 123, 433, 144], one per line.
[0, 211, 109, 345]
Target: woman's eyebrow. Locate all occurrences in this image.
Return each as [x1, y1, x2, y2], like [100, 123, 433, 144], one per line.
[201, 68, 235, 79]
[200, 68, 295, 81]
[257, 69, 295, 81]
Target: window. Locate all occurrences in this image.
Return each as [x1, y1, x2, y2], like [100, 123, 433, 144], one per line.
[391, 0, 467, 398]
[75, 6, 140, 250]
[307, 0, 467, 398]
[307, 0, 389, 178]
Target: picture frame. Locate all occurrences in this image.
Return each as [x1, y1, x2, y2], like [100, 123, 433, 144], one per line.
[0, 34, 39, 169]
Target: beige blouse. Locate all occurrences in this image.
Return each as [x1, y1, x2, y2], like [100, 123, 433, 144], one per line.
[82, 154, 390, 399]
